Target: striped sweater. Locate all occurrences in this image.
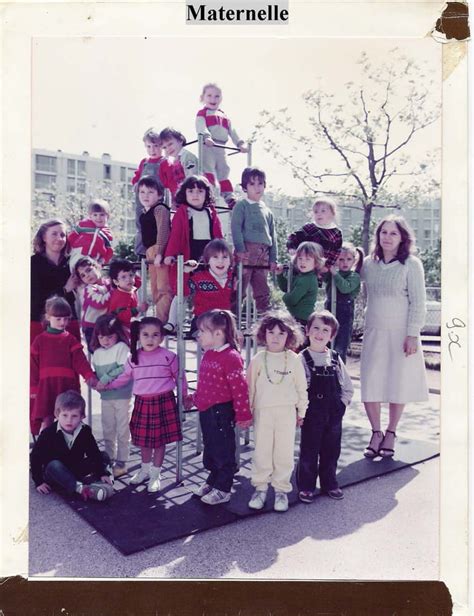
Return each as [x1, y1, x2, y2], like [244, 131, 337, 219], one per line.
[92, 342, 132, 400]
[104, 346, 187, 397]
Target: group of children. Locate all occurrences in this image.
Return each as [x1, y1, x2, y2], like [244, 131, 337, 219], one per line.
[30, 81, 365, 512]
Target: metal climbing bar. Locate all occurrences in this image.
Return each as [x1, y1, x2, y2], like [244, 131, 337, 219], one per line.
[175, 255, 185, 483]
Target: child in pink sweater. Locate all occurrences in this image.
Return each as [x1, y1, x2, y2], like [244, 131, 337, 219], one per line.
[188, 310, 252, 506]
[97, 317, 186, 493]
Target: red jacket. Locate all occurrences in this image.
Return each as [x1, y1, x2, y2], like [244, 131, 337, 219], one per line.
[164, 205, 223, 295]
[68, 219, 114, 266]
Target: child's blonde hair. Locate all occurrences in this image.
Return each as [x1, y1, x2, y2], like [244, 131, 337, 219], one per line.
[200, 82, 222, 99]
[312, 197, 338, 219]
[338, 242, 364, 273]
[293, 241, 325, 273]
[254, 310, 304, 351]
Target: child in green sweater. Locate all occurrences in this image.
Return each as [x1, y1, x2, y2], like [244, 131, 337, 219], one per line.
[324, 242, 363, 362]
[276, 242, 325, 328]
[231, 167, 277, 313]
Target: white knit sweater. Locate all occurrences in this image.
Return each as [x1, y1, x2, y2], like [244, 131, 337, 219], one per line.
[361, 255, 426, 337]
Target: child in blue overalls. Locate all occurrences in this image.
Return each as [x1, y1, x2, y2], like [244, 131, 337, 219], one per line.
[131, 127, 165, 257]
[297, 310, 354, 503]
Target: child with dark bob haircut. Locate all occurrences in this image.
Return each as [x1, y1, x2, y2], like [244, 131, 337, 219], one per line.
[108, 259, 146, 334]
[297, 310, 354, 504]
[247, 310, 308, 513]
[231, 166, 277, 314]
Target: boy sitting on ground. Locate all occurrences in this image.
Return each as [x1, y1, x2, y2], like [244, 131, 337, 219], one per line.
[30, 390, 114, 502]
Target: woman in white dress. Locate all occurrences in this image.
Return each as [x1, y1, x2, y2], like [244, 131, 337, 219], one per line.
[360, 215, 428, 458]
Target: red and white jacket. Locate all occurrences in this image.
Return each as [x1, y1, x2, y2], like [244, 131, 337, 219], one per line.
[68, 219, 114, 268]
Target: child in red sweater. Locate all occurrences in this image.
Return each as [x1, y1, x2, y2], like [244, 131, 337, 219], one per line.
[158, 127, 198, 208]
[108, 259, 147, 337]
[68, 199, 113, 271]
[188, 239, 234, 334]
[30, 297, 98, 434]
[163, 175, 223, 333]
[187, 310, 252, 505]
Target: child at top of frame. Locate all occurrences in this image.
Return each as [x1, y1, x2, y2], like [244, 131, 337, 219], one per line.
[108, 259, 147, 335]
[137, 176, 173, 323]
[188, 310, 252, 506]
[230, 166, 277, 314]
[163, 175, 223, 331]
[96, 317, 185, 493]
[131, 128, 165, 257]
[90, 315, 133, 479]
[276, 242, 325, 327]
[286, 197, 343, 270]
[196, 82, 248, 208]
[247, 310, 308, 513]
[296, 310, 354, 504]
[68, 199, 114, 272]
[74, 256, 112, 352]
[30, 297, 97, 435]
[158, 127, 198, 205]
[30, 390, 114, 502]
[324, 243, 363, 363]
[188, 239, 235, 334]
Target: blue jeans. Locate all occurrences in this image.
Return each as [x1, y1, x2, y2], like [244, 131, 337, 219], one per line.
[326, 300, 354, 363]
[199, 402, 237, 493]
[44, 452, 110, 495]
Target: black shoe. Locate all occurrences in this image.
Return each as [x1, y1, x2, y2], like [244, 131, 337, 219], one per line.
[326, 488, 344, 500]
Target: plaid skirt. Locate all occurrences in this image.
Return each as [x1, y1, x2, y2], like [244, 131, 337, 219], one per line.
[130, 391, 182, 448]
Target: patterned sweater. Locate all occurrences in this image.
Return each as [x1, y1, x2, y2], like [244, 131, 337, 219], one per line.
[108, 287, 140, 328]
[104, 346, 187, 397]
[193, 345, 251, 422]
[189, 268, 234, 317]
[247, 350, 308, 418]
[81, 278, 111, 328]
[287, 223, 342, 268]
[360, 256, 426, 337]
[68, 219, 114, 266]
[92, 341, 132, 400]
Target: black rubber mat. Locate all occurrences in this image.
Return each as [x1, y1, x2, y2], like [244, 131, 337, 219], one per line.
[62, 417, 439, 555]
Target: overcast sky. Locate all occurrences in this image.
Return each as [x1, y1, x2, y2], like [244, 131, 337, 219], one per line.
[32, 37, 441, 197]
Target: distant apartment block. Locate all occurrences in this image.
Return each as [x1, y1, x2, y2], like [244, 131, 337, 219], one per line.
[32, 148, 137, 236]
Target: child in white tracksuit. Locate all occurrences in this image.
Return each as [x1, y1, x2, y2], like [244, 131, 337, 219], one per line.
[247, 311, 308, 513]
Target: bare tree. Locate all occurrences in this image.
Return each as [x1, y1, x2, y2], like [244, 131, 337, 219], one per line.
[252, 48, 440, 253]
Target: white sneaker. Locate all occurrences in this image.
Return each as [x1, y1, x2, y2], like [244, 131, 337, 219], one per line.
[274, 492, 289, 512]
[147, 468, 161, 493]
[248, 490, 268, 510]
[192, 482, 213, 498]
[129, 467, 150, 485]
[201, 488, 231, 505]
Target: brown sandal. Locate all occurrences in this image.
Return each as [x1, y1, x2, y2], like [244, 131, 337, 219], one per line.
[363, 430, 384, 459]
[379, 430, 396, 458]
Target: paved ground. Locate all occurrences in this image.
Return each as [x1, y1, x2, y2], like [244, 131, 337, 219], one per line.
[28, 350, 440, 580]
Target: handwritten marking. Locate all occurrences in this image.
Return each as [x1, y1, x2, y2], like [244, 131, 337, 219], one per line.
[446, 317, 466, 361]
